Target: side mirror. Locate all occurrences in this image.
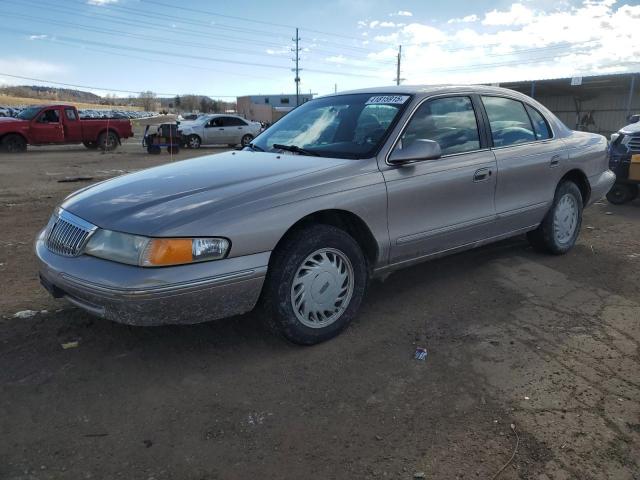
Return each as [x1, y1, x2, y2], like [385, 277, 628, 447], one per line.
[388, 139, 442, 165]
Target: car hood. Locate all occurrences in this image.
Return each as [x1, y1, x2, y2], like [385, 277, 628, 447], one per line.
[620, 122, 640, 135]
[61, 150, 354, 236]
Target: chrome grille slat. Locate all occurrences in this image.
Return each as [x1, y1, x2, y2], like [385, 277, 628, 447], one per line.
[45, 209, 97, 257]
[628, 136, 640, 153]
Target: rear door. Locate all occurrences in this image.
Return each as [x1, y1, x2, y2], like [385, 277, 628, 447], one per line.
[480, 96, 568, 234]
[30, 108, 64, 143]
[222, 116, 249, 144]
[62, 108, 83, 142]
[382, 95, 498, 264]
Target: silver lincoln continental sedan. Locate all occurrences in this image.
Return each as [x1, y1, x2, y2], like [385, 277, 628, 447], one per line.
[36, 86, 615, 344]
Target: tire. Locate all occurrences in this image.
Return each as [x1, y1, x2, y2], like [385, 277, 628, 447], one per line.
[98, 131, 119, 151]
[147, 145, 161, 155]
[1, 134, 27, 153]
[83, 141, 98, 150]
[606, 183, 638, 205]
[186, 135, 201, 149]
[527, 181, 583, 255]
[167, 146, 180, 154]
[262, 224, 368, 345]
[241, 134, 253, 147]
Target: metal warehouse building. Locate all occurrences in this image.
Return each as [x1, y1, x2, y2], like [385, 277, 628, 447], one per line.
[495, 72, 639, 137]
[237, 94, 314, 124]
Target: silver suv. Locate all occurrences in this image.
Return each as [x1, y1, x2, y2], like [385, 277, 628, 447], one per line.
[36, 86, 615, 344]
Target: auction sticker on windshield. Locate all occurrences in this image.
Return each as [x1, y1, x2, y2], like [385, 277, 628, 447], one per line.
[365, 95, 410, 105]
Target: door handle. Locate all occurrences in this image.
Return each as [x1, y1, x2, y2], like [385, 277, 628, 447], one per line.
[550, 155, 561, 167]
[473, 168, 492, 182]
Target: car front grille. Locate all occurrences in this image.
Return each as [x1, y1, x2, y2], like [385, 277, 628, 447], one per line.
[46, 209, 98, 257]
[627, 135, 640, 153]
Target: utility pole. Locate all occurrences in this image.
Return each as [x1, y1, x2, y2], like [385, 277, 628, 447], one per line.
[292, 28, 301, 107]
[394, 45, 405, 86]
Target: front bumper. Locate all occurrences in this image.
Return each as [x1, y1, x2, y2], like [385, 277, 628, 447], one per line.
[36, 230, 269, 326]
[587, 169, 616, 206]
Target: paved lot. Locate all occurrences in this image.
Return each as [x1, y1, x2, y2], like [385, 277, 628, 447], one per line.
[0, 140, 639, 479]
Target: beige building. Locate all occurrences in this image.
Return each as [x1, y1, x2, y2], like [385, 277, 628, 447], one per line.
[237, 94, 313, 124]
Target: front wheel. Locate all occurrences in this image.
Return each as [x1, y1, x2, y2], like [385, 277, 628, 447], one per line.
[241, 134, 253, 147]
[262, 225, 368, 345]
[186, 135, 201, 149]
[527, 181, 583, 255]
[606, 183, 638, 205]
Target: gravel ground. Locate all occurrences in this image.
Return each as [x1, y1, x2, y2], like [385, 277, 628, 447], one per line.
[0, 139, 639, 480]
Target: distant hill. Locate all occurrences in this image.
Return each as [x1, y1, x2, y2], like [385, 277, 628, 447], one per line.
[0, 85, 102, 103]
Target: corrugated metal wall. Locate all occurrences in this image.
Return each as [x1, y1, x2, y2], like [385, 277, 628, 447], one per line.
[535, 90, 640, 136]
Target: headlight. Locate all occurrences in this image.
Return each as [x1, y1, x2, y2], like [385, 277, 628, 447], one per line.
[84, 229, 229, 267]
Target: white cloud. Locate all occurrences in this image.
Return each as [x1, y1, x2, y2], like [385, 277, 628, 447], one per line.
[265, 47, 289, 55]
[392, 10, 413, 17]
[86, 0, 118, 5]
[325, 55, 347, 64]
[448, 14, 478, 24]
[356, 1, 640, 86]
[482, 3, 535, 26]
[0, 58, 69, 82]
[29, 34, 48, 40]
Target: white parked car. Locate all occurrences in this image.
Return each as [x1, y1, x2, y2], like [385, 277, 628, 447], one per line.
[178, 114, 261, 149]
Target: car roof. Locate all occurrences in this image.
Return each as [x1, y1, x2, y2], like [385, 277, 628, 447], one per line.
[322, 84, 531, 99]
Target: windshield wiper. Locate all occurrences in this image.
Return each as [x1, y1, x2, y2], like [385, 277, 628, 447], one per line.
[272, 143, 319, 156]
[246, 143, 265, 152]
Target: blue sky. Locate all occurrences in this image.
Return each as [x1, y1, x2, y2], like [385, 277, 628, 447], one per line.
[0, 0, 638, 99]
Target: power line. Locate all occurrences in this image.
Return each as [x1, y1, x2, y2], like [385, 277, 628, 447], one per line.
[7, 2, 395, 68]
[0, 72, 215, 96]
[0, 27, 383, 79]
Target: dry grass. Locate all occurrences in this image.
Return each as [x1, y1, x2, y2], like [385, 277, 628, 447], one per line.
[0, 94, 142, 110]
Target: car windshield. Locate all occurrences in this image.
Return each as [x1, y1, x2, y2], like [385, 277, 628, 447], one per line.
[250, 93, 411, 159]
[16, 106, 42, 120]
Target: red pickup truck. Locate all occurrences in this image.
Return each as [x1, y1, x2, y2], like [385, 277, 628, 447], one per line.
[0, 104, 134, 153]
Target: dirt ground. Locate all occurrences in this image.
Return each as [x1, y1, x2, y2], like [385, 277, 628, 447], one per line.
[0, 136, 639, 480]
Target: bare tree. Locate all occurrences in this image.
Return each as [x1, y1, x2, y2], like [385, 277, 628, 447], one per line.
[138, 91, 157, 111]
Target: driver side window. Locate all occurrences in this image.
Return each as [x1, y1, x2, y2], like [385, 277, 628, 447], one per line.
[398, 96, 480, 156]
[38, 109, 60, 123]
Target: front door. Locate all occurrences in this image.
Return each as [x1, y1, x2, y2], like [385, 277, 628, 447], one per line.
[30, 108, 64, 143]
[382, 95, 497, 265]
[480, 96, 568, 234]
[203, 117, 227, 144]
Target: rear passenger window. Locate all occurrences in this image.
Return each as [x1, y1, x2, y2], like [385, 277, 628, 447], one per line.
[481, 96, 535, 147]
[525, 105, 551, 140]
[222, 117, 247, 126]
[399, 96, 480, 156]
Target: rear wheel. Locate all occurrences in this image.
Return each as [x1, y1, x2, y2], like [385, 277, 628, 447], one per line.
[98, 131, 119, 151]
[527, 181, 583, 255]
[241, 134, 253, 147]
[606, 183, 638, 205]
[83, 141, 98, 149]
[1, 134, 27, 153]
[262, 224, 368, 345]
